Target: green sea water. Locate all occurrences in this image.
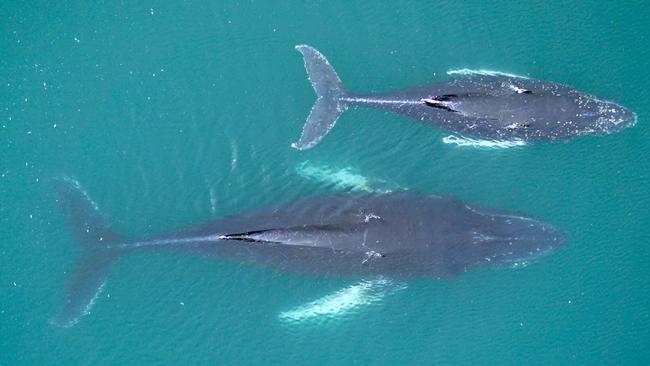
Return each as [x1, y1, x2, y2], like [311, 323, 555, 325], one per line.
[2, 1, 649, 364]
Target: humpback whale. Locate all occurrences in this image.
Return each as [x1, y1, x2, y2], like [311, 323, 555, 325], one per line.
[292, 45, 636, 150]
[52, 178, 564, 327]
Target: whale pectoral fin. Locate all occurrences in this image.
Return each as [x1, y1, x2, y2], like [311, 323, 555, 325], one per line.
[278, 278, 407, 323]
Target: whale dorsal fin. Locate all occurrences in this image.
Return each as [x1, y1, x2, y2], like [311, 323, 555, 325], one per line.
[421, 96, 459, 113]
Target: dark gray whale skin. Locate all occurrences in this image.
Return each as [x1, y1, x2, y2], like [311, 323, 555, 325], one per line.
[292, 45, 637, 149]
[52, 178, 564, 326]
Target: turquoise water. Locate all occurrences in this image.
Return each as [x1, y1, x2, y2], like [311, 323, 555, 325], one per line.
[2, 1, 649, 364]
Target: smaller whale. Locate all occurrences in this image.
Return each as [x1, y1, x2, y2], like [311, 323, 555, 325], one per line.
[292, 45, 637, 150]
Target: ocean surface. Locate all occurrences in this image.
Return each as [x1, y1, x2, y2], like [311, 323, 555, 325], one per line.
[2, 1, 649, 365]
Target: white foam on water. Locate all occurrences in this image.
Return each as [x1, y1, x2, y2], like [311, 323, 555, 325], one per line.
[446, 68, 529, 79]
[442, 135, 527, 149]
[278, 279, 406, 323]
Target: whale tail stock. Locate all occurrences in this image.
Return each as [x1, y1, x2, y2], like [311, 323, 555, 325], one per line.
[293, 45, 351, 150]
[50, 177, 126, 327]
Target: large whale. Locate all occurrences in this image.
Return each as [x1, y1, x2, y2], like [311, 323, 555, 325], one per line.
[52, 178, 564, 327]
[292, 45, 636, 150]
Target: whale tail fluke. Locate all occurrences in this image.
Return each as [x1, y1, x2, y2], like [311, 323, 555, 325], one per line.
[293, 45, 350, 150]
[50, 177, 126, 327]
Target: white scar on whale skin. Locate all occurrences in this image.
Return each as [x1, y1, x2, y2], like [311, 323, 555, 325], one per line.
[446, 69, 530, 79]
[442, 135, 527, 149]
[340, 97, 422, 105]
[278, 278, 407, 323]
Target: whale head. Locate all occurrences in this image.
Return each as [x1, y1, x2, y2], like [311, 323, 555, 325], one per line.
[572, 93, 637, 136]
[465, 77, 638, 140]
[459, 205, 566, 270]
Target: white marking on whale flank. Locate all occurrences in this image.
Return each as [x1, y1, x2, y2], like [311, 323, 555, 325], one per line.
[340, 97, 422, 105]
[446, 68, 530, 79]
